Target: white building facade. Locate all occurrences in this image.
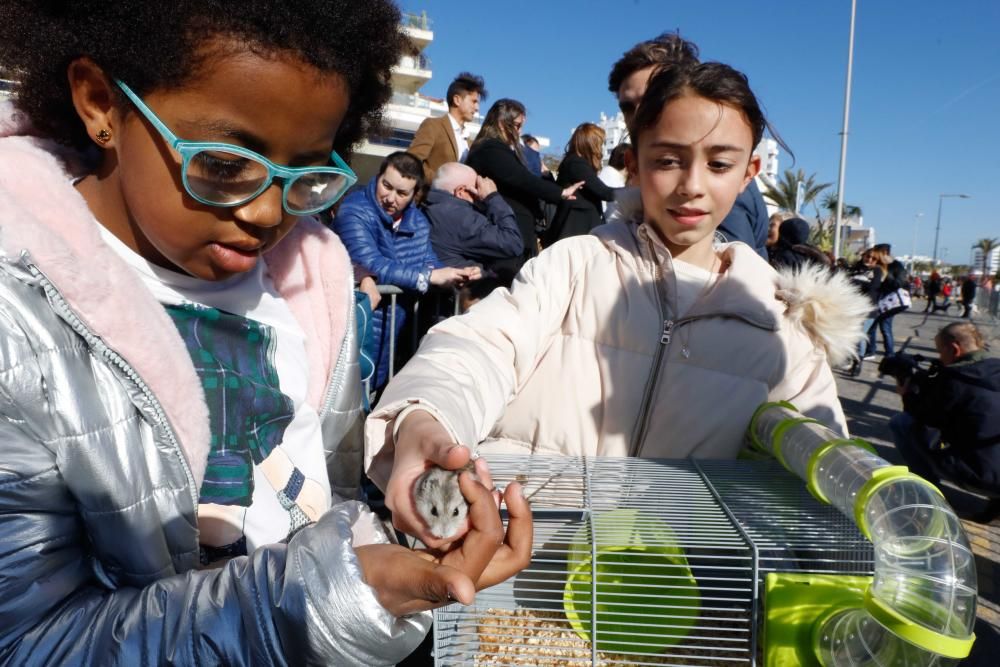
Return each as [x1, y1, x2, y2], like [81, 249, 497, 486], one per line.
[754, 138, 779, 189]
[971, 245, 1000, 276]
[597, 111, 629, 164]
[351, 11, 547, 184]
[350, 12, 464, 184]
[838, 219, 875, 259]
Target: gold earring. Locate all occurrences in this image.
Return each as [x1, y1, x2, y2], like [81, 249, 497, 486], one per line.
[96, 129, 112, 144]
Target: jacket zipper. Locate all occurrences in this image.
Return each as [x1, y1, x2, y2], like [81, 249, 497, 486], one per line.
[628, 229, 784, 456]
[25, 259, 200, 514]
[318, 268, 356, 420]
[632, 307, 723, 456]
[630, 319, 672, 457]
[629, 241, 674, 456]
[629, 300, 775, 456]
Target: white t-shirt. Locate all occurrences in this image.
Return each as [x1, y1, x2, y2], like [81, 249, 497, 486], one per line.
[673, 258, 722, 317]
[597, 165, 626, 189]
[98, 227, 331, 557]
[597, 166, 626, 215]
[449, 113, 470, 162]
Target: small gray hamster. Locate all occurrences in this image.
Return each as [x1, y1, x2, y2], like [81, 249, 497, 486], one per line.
[414, 462, 477, 539]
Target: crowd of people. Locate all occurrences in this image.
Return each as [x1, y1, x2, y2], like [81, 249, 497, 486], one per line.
[919, 271, 983, 317]
[755, 220, 999, 515]
[0, 1, 994, 665]
[334, 56, 792, 389]
[754, 211, 992, 379]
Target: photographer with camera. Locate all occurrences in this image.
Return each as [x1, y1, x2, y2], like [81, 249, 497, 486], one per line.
[886, 322, 1000, 516]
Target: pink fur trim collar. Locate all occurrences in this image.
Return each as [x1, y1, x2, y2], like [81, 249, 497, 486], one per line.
[265, 218, 352, 410]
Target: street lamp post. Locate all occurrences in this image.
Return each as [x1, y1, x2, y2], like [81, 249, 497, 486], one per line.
[910, 212, 923, 272]
[832, 0, 858, 261]
[931, 194, 971, 266]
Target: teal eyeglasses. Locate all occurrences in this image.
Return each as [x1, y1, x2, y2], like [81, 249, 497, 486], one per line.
[115, 80, 357, 216]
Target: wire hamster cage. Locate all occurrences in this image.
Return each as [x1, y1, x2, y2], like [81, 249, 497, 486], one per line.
[430, 403, 977, 666]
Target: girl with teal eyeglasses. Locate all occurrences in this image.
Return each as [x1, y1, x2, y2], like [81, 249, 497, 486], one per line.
[0, 2, 530, 664]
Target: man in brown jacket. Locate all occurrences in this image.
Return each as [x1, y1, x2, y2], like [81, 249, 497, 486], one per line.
[408, 72, 486, 183]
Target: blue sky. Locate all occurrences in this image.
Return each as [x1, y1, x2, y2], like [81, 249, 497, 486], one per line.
[401, 0, 999, 265]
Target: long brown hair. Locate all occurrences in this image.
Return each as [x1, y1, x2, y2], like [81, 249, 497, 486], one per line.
[473, 98, 526, 159]
[564, 123, 605, 172]
[631, 61, 792, 161]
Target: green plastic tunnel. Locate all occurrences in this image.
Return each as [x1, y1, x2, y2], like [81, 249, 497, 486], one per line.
[748, 402, 977, 666]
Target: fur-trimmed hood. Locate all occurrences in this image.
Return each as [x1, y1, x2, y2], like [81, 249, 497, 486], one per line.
[604, 185, 868, 367]
[0, 127, 353, 489]
[775, 262, 870, 367]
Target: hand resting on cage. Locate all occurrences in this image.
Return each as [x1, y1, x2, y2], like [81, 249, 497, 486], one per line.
[387, 409, 499, 549]
[355, 474, 533, 615]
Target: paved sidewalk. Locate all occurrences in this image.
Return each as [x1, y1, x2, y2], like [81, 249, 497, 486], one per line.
[833, 302, 1000, 664]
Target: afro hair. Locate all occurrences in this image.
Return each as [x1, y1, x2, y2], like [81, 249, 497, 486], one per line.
[0, 0, 407, 157]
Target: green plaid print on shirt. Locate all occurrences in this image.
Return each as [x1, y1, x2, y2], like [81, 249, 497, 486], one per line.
[164, 303, 295, 506]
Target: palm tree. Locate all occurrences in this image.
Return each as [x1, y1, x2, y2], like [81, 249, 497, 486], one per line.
[763, 169, 831, 212]
[974, 237, 998, 282]
[810, 194, 862, 253]
[810, 218, 836, 252]
[821, 193, 862, 220]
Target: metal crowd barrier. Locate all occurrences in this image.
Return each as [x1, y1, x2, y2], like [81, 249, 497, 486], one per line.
[365, 285, 460, 397]
[974, 283, 999, 321]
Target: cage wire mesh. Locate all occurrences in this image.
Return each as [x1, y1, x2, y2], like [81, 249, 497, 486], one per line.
[432, 455, 874, 666]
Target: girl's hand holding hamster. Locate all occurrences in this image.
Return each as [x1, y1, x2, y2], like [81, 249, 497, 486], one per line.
[356, 474, 532, 616]
[387, 409, 499, 549]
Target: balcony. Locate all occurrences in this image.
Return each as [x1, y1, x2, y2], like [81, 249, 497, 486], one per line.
[401, 12, 433, 50]
[391, 54, 432, 94]
[390, 92, 437, 111]
[369, 127, 419, 150]
[350, 129, 420, 184]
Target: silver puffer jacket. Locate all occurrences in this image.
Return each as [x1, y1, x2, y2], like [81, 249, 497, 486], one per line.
[0, 131, 429, 664]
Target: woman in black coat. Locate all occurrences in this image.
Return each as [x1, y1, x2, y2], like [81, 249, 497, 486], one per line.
[466, 99, 581, 276]
[548, 123, 619, 244]
[869, 244, 909, 357]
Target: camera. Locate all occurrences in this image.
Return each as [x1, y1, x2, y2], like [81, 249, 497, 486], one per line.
[877, 352, 934, 384]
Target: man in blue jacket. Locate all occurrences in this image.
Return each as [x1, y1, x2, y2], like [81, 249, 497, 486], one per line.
[333, 152, 479, 388]
[424, 162, 523, 274]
